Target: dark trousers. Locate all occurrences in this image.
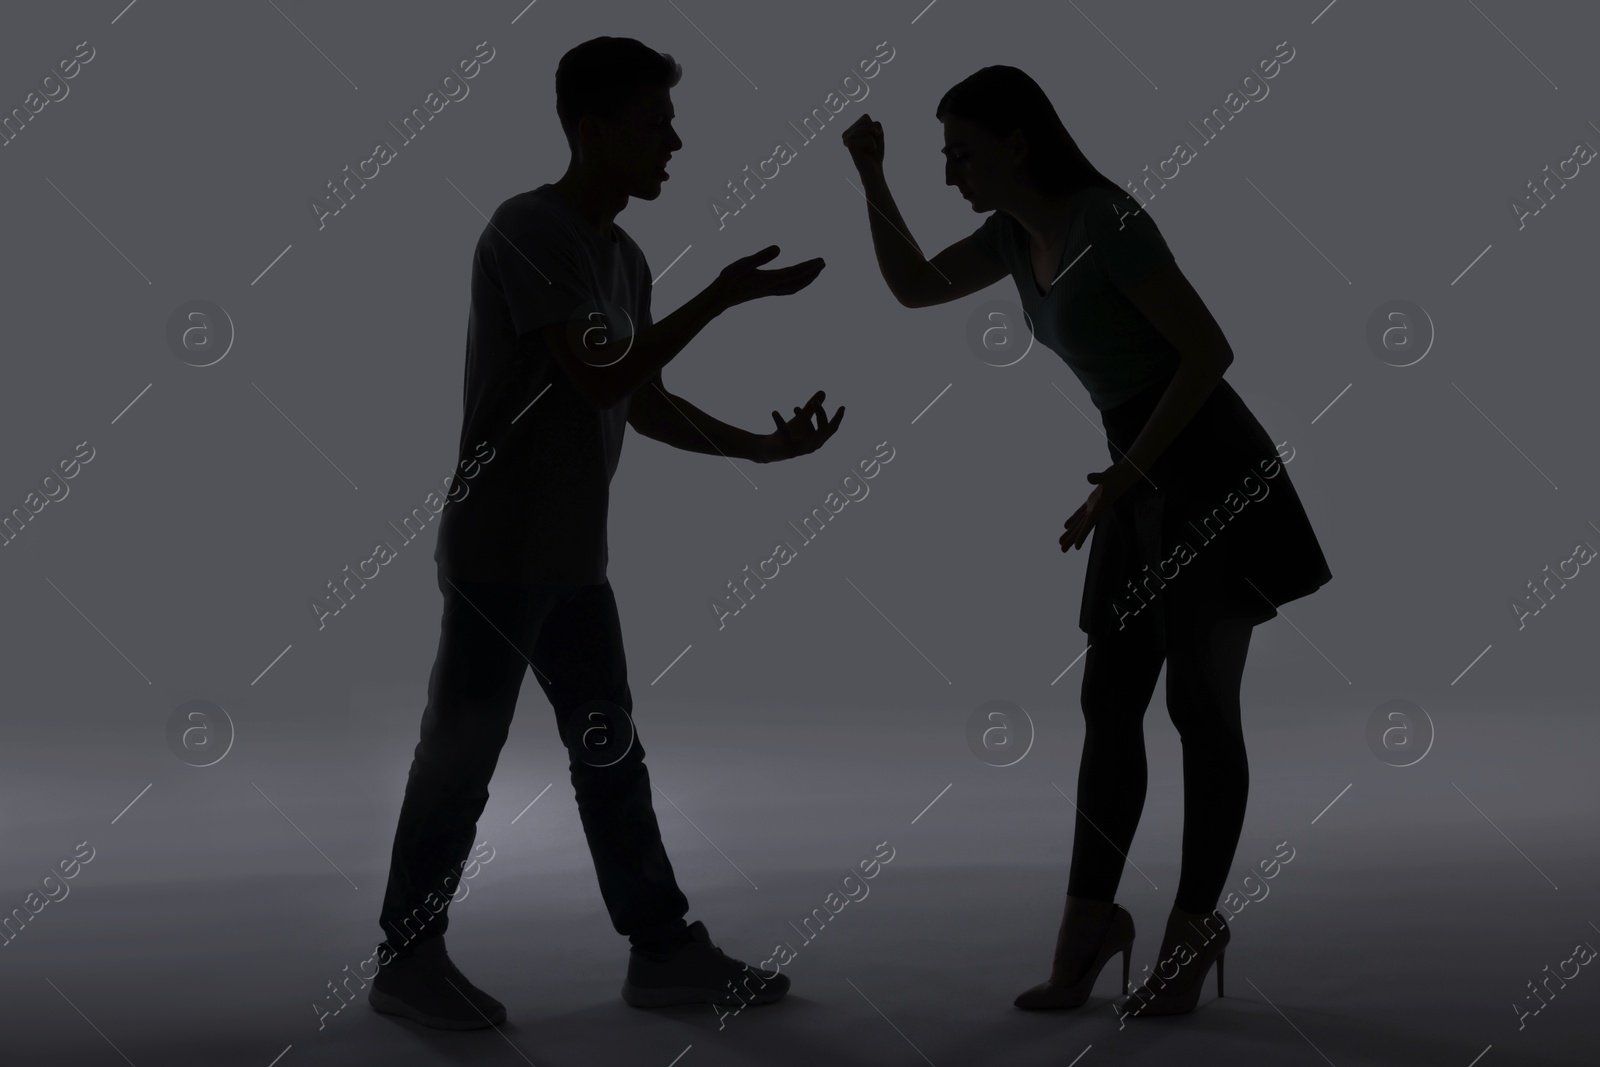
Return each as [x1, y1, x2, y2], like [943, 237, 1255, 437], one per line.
[1066, 607, 1255, 914]
[377, 568, 690, 956]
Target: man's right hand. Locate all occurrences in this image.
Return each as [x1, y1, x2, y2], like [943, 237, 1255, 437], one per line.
[712, 246, 825, 310]
[840, 113, 884, 172]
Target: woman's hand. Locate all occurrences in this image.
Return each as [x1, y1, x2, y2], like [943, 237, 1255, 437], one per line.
[755, 391, 845, 462]
[1060, 462, 1139, 552]
[840, 113, 884, 172]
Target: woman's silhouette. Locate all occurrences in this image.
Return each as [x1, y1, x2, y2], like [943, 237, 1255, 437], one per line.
[841, 66, 1331, 1019]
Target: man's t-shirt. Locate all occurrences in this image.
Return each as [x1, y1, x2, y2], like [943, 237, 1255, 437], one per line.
[972, 186, 1179, 411]
[434, 183, 652, 585]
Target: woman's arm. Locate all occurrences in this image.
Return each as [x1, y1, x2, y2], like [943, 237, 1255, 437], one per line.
[1105, 261, 1234, 483]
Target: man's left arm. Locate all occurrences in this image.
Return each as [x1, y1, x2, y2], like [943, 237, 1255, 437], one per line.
[626, 373, 771, 463]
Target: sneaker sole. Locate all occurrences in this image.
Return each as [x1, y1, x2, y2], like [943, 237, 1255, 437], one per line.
[620, 982, 787, 1009]
[368, 987, 506, 1030]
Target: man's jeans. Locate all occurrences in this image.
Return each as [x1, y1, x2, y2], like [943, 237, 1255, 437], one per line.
[378, 568, 690, 956]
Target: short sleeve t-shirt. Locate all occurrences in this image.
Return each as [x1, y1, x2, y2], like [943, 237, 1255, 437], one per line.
[434, 183, 652, 585]
[972, 187, 1179, 411]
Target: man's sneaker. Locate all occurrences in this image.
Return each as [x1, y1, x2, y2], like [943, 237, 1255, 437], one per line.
[621, 920, 790, 1008]
[367, 936, 507, 1030]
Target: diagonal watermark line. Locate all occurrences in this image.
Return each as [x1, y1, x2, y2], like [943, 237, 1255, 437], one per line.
[1053, 781, 1159, 890]
[45, 978, 137, 1066]
[652, 643, 693, 686]
[510, 0, 540, 24]
[45, 176, 151, 284]
[111, 0, 139, 23]
[842, 175, 951, 284]
[911, 383, 952, 425]
[511, 382, 552, 424]
[252, 643, 293, 686]
[1310, 0, 1340, 24]
[1311, 782, 1351, 825]
[441, 576, 552, 684]
[1051, 644, 1090, 685]
[42, 574, 151, 684]
[1050, 243, 1093, 289]
[1451, 643, 1492, 686]
[1310, 383, 1350, 425]
[910, 0, 940, 23]
[1243, 175, 1351, 284]
[650, 382, 759, 489]
[845, 977, 937, 1066]
[912, 783, 951, 824]
[444, 175, 552, 284]
[653, 784, 758, 888]
[266, 1044, 293, 1067]
[252, 382, 360, 490]
[1245, 578, 1349, 683]
[511, 783, 553, 824]
[112, 783, 152, 824]
[653, 243, 693, 286]
[666, 1044, 693, 1067]
[844, 576, 951, 684]
[442, 976, 537, 1064]
[1050, 382, 1158, 489]
[1453, 782, 1558, 890]
[665, 0, 758, 90]
[1466, 0, 1558, 90]
[265, 0, 359, 90]
[1067, 0, 1158, 90]
[1243, 976, 1338, 1065]
[253, 782, 359, 889]
[1451, 382, 1557, 489]
[1466, 1044, 1493, 1067]
[1451, 243, 1493, 285]
[252, 243, 293, 285]
[111, 383, 152, 424]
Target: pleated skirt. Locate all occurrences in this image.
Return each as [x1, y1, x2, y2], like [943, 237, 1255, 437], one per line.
[1079, 372, 1333, 647]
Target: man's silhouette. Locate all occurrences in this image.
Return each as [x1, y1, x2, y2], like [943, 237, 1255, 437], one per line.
[369, 36, 842, 1030]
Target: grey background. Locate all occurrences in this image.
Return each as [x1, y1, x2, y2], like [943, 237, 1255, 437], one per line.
[2, 2, 1595, 1065]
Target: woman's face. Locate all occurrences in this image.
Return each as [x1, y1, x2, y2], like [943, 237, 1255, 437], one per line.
[940, 113, 1019, 213]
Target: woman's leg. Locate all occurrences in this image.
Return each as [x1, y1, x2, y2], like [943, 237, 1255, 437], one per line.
[1066, 615, 1167, 902]
[1163, 612, 1255, 914]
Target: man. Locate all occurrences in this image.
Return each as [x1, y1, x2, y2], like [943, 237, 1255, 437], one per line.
[369, 36, 843, 1030]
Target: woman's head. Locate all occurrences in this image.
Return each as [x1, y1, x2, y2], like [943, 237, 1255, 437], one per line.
[936, 66, 1121, 212]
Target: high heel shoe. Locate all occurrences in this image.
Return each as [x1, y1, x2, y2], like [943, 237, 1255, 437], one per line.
[1116, 906, 1229, 1019]
[1014, 901, 1135, 1010]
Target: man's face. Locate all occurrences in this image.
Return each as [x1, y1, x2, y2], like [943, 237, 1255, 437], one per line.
[598, 86, 682, 200]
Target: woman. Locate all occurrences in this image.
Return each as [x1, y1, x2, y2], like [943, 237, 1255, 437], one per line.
[841, 66, 1332, 1018]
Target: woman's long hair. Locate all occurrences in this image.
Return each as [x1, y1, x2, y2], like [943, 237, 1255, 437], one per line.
[936, 66, 1125, 201]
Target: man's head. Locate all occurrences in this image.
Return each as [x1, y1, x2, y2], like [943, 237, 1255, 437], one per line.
[556, 37, 683, 200]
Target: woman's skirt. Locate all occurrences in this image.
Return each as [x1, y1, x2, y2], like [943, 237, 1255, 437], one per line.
[1079, 371, 1332, 647]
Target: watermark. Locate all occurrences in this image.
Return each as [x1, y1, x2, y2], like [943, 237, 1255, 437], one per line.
[0, 39, 95, 151]
[715, 839, 895, 1029]
[1108, 440, 1296, 629]
[315, 838, 495, 1030]
[165, 300, 236, 367]
[310, 41, 496, 231]
[565, 699, 636, 768]
[710, 41, 896, 230]
[964, 299, 1035, 367]
[566, 298, 636, 368]
[165, 700, 237, 767]
[965, 699, 1035, 767]
[1510, 134, 1595, 231]
[1, 840, 95, 949]
[1512, 533, 1594, 631]
[1113, 839, 1294, 1027]
[309, 441, 495, 630]
[1365, 698, 1434, 767]
[1513, 932, 1595, 1031]
[1364, 299, 1434, 367]
[1120, 39, 1295, 207]
[711, 440, 895, 630]
[0, 440, 95, 550]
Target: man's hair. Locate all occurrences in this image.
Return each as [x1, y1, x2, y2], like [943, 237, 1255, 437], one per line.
[556, 37, 682, 149]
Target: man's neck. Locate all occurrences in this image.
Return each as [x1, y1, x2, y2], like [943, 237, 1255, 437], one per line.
[551, 172, 626, 241]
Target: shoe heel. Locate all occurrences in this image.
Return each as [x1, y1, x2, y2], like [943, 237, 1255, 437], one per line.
[1216, 949, 1225, 998]
[1120, 944, 1131, 996]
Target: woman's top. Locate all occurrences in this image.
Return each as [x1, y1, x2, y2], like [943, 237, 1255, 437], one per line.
[970, 186, 1181, 411]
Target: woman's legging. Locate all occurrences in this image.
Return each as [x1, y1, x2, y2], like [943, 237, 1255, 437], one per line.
[1065, 608, 1256, 915]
